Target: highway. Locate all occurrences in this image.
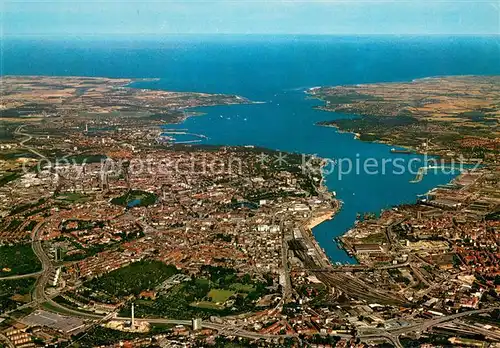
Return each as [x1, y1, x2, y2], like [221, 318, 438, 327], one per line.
[30, 221, 105, 319]
[13, 125, 47, 159]
[358, 332, 403, 348]
[31, 221, 53, 304]
[23, 224, 314, 343]
[0, 271, 43, 281]
[10, 126, 103, 320]
[315, 270, 406, 305]
[418, 307, 498, 334]
[358, 307, 500, 347]
[452, 321, 500, 341]
[115, 317, 299, 340]
[409, 263, 431, 287]
[120, 307, 499, 346]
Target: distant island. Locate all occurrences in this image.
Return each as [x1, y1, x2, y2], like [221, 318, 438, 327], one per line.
[309, 76, 500, 161]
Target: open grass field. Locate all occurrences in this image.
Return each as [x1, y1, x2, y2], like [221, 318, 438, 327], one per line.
[190, 301, 224, 310]
[190, 288, 236, 310]
[229, 283, 256, 293]
[207, 289, 235, 303]
[55, 192, 90, 203]
[0, 244, 41, 276]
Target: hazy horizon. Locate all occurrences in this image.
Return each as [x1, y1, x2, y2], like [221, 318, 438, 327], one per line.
[2, 0, 499, 36]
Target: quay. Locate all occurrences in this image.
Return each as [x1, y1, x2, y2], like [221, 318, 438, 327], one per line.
[410, 165, 462, 183]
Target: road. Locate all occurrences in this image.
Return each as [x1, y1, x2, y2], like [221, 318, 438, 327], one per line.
[29, 221, 105, 319]
[0, 333, 15, 348]
[279, 216, 292, 303]
[409, 262, 431, 287]
[114, 317, 298, 340]
[358, 332, 403, 348]
[452, 321, 500, 341]
[313, 261, 410, 273]
[31, 221, 53, 304]
[119, 308, 498, 346]
[14, 125, 47, 159]
[0, 271, 43, 281]
[417, 307, 498, 334]
[299, 211, 333, 270]
[19, 226, 305, 343]
[315, 270, 406, 306]
[358, 307, 499, 347]
[113, 308, 498, 345]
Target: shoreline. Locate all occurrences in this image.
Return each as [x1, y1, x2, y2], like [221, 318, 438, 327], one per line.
[306, 87, 471, 266]
[156, 102, 346, 268]
[305, 77, 500, 163]
[155, 82, 466, 268]
[303, 210, 337, 269]
[161, 99, 264, 129]
[315, 122, 361, 140]
[125, 76, 257, 128]
[304, 159, 344, 268]
[336, 166, 476, 260]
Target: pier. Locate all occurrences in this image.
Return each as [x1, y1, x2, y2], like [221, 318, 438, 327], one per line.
[161, 131, 208, 138]
[410, 165, 462, 183]
[158, 130, 208, 144]
[410, 167, 428, 183]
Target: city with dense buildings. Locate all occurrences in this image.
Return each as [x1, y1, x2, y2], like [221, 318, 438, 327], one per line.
[0, 75, 499, 348]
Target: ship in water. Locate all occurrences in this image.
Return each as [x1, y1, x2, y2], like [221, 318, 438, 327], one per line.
[390, 147, 412, 154]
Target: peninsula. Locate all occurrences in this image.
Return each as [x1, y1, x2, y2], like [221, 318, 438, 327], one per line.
[310, 76, 500, 160]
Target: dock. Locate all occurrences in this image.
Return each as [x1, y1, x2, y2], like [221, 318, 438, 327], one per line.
[410, 165, 462, 183]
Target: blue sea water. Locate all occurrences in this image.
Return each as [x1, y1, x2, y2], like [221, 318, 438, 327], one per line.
[3, 35, 499, 263]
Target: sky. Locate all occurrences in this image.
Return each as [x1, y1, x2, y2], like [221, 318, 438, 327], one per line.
[1, 0, 499, 36]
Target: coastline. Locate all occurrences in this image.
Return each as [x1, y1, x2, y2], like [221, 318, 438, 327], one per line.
[315, 122, 361, 140]
[306, 87, 423, 156]
[312, 151, 467, 266]
[155, 83, 467, 268]
[315, 118, 422, 153]
[161, 100, 264, 129]
[305, 77, 500, 162]
[303, 210, 337, 269]
[304, 159, 343, 268]
[336, 166, 475, 260]
[157, 101, 345, 268]
[125, 76, 256, 127]
[305, 86, 469, 266]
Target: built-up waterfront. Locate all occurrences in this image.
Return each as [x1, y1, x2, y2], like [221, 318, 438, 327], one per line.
[152, 89, 460, 263]
[6, 36, 499, 262]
